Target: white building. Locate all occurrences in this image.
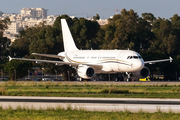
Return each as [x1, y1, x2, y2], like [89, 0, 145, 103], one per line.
[96, 19, 108, 26]
[5, 22, 20, 34]
[3, 22, 19, 42]
[20, 8, 47, 18]
[34, 8, 47, 18]
[20, 8, 33, 17]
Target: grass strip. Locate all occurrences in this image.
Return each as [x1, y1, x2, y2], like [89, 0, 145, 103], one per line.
[0, 81, 180, 98]
[0, 106, 180, 120]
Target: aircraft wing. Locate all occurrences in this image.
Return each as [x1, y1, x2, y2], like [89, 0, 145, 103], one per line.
[8, 56, 103, 69]
[144, 57, 173, 64]
[32, 53, 65, 59]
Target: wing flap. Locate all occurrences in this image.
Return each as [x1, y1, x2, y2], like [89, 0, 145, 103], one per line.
[32, 53, 65, 59]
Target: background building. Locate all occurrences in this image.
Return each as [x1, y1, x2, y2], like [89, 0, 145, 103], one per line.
[5, 22, 20, 34]
[20, 8, 47, 18]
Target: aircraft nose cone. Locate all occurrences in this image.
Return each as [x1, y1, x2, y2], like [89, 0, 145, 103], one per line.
[134, 60, 144, 71]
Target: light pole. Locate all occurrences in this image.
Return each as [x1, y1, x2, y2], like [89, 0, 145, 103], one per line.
[67, 71, 70, 81]
[28, 70, 30, 78]
[41, 70, 43, 80]
[108, 73, 110, 81]
[55, 70, 57, 81]
[1, 69, 3, 80]
[14, 70, 16, 81]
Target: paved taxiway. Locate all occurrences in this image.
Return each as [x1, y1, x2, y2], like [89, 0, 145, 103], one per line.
[0, 96, 180, 113]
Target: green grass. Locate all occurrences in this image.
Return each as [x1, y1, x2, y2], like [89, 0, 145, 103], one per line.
[0, 81, 180, 98]
[0, 106, 180, 120]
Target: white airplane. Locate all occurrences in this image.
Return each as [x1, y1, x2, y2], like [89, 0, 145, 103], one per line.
[9, 19, 173, 81]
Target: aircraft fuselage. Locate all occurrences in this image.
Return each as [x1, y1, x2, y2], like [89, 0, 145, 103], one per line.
[59, 49, 144, 73]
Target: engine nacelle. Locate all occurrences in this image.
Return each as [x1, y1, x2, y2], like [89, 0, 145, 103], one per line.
[77, 65, 95, 79]
[132, 66, 150, 78]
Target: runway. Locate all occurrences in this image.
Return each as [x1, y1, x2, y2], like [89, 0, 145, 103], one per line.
[1, 97, 180, 105]
[0, 96, 180, 113]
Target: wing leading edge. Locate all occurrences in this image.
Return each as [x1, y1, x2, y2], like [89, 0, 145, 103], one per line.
[8, 56, 103, 69]
[144, 57, 173, 64]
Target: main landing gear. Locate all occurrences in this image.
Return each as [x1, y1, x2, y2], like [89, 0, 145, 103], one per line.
[112, 73, 132, 82]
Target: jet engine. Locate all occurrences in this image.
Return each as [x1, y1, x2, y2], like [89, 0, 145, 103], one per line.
[132, 66, 150, 78]
[77, 65, 95, 79]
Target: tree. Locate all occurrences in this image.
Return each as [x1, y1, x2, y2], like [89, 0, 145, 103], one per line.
[152, 18, 177, 55]
[143, 15, 180, 79]
[102, 9, 153, 53]
[4, 60, 32, 80]
[142, 13, 156, 24]
[0, 18, 11, 62]
[93, 14, 100, 20]
[170, 14, 180, 55]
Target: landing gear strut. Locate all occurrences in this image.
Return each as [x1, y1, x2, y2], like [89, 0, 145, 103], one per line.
[126, 72, 132, 82]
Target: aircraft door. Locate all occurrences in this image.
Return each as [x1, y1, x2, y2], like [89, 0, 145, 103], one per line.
[118, 52, 125, 59]
[118, 51, 131, 71]
[116, 52, 125, 72]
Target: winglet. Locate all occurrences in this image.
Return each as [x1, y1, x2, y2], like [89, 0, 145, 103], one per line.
[170, 57, 173, 62]
[8, 56, 12, 61]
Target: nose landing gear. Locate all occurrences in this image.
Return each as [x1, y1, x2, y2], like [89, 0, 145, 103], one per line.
[126, 72, 132, 82]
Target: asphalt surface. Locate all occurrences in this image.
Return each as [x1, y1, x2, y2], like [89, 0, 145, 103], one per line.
[0, 96, 180, 113]
[0, 97, 180, 105]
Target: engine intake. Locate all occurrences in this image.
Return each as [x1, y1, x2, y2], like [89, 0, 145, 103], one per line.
[133, 66, 150, 78]
[77, 65, 95, 79]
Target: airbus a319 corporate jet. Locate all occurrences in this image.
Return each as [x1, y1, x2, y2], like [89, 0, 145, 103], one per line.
[9, 19, 173, 81]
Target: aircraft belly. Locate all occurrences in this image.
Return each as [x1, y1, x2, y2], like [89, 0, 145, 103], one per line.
[111, 63, 122, 72]
[118, 64, 131, 72]
[101, 63, 112, 72]
[101, 63, 122, 72]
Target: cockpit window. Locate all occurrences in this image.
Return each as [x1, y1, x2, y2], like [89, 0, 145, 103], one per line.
[133, 56, 138, 59]
[127, 56, 142, 59]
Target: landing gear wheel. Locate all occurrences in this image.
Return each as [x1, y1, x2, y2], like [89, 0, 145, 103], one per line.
[127, 78, 132, 82]
[115, 77, 118, 82]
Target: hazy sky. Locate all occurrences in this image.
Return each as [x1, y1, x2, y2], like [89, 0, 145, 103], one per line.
[1, 0, 180, 19]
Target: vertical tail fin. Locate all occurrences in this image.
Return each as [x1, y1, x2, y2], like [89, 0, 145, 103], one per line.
[61, 19, 78, 52]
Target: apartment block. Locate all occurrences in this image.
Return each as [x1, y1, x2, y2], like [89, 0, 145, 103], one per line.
[5, 22, 20, 34]
[34, 8, 47, 18]
[20, 8, 33, 17]
[20, 8, 47, 18]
